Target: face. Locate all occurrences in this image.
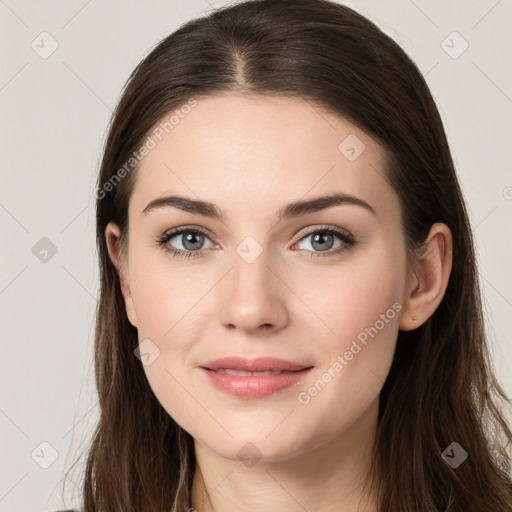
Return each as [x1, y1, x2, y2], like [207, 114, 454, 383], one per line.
[107, 93, 412, 463]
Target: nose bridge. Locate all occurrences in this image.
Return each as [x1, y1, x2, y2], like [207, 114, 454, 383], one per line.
[218, 234, 287, 331]
[231, 237, 272, 292]
[231, 235, 276, 300]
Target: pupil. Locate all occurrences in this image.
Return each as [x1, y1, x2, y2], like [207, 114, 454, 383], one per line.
[312, 233, 332, 251]
[184, 232, 203, 250]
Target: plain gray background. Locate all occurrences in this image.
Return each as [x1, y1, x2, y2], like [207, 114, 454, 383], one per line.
[1, 0, 511, 510]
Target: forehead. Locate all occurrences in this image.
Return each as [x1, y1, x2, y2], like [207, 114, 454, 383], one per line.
[130, 93, 397, 220]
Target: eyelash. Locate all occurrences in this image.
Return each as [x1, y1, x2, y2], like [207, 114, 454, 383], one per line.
[155, 225, 356, 260]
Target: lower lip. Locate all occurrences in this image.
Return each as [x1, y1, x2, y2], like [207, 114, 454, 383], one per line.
[200, 367, 313, 399]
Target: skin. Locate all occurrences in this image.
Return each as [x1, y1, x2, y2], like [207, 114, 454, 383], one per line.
[105, 93, 453, 512]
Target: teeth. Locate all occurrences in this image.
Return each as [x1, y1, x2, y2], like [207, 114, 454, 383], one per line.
[215, 369, 283, 376]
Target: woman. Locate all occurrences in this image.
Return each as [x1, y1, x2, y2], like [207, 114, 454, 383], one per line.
[65, 0, 512, 510]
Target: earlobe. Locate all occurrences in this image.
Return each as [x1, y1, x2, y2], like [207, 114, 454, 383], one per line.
[104, 221, 138, 328]
[399, 223, 453, 331]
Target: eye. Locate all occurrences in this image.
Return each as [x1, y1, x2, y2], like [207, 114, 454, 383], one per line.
[155, 224, 357, 260]
[156, 226, 215, 260]
[293, 225, 356, 258]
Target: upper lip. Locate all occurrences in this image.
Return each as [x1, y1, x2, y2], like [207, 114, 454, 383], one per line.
[200, 356, 312, 372]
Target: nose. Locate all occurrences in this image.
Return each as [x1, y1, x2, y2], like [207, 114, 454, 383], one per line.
[218, 247, 289, 334]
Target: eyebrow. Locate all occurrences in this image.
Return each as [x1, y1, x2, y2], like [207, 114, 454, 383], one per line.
[141, 192, 377, 220]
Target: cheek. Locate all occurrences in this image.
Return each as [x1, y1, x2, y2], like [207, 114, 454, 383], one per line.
[129, 254, 205, 338]
[297, 243, 405, 342]
[298, 245, 405, 396]
[128, 257, 209, 432]
[291, 255, 404, 445]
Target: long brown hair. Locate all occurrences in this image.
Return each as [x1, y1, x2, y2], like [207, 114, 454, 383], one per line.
[65, 0, 512, 510]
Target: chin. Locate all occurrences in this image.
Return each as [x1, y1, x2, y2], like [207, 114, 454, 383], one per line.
[194, 427, 312, 465]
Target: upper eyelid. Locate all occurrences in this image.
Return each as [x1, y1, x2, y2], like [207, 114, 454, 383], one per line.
[297, 224, 353, 238]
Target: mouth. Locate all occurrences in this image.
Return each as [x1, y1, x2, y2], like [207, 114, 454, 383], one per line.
[205, 369, 301, 376]
[200, 356, 312, 373]
[199, 356, 314, 398]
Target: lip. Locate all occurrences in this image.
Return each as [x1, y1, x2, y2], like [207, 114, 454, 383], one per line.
[201, 356, 311, 372]
[199, 356, 314, 399]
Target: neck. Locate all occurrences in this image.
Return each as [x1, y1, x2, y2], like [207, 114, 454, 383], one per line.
[190, 398, 380, 512]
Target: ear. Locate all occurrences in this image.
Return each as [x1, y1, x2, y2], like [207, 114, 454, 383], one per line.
[105, 221, 138, 328]
[399, 222, 453, 331]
